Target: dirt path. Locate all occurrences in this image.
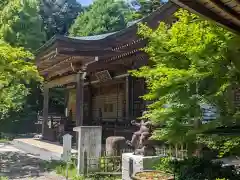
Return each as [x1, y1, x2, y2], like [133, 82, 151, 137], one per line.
[0, 143, 65, 180]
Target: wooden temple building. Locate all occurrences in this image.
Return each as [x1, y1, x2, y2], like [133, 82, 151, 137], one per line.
[36, 2, 178, 142]
[36, 0, 240, 141]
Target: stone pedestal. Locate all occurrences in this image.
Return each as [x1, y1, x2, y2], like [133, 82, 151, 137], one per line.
[122, 153, 164, 180]
[73, 126, 102, 174]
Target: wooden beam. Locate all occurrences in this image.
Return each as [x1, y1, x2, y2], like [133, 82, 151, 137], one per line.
[58, 48, 118, 57]
[219, 0, 240, 16]
[199, 0, 240, 26]
[42, 63, 83, 79]
[172, 0, 240, 33]
[46, 74, 77, 88]
[40, 56, 75, 74]
[40, 56, 93, 78]
[36, 49, 58, 65]
[87, 63, 127, 73]
[45, 66, 74, 79]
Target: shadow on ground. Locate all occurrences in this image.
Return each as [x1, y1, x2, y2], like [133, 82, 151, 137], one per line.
[0, 145, 53, 179]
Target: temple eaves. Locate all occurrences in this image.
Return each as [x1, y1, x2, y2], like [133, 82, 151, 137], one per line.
[171, 0, 240, 34]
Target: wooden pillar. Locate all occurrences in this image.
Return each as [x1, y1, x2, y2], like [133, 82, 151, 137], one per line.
[116, 83, 119, 119]
[75, 71, 86, 127]
[42, 85, 49, 139]
[130, 77, 135, 118]
[64, 88, 69, 117]
[87, 83, 93, 125]
[125, 76, 131, 121]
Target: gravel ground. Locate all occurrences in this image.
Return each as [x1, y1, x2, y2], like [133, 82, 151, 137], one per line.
[0, 143, 65, 180]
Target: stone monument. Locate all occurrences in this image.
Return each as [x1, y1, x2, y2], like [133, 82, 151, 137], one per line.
[106, 136, 126, 156]
[122, 111, 163, 180]
[73, 126, 102, 174]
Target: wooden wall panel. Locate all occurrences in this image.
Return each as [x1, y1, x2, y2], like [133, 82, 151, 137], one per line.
[92, 83, 125, 122]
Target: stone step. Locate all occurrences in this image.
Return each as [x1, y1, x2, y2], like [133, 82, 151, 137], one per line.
[11, 138, 68, 161]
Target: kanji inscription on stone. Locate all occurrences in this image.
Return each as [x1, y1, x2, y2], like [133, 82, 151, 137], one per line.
[73, 126, 102, 174]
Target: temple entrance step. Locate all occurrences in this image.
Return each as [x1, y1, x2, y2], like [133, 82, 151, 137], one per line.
[11, 138, 77, 161]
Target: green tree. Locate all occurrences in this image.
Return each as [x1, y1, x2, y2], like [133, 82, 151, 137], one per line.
[0, 41, 42, 120]
[132, 9, 240, 144]
[0, 0, 46, 51]
[39, 0, 82, 39]
[0, 0, 47, 132]
[69, 0, 133, 36]
[131, 0, 164, 17]
[0, 0, 9, 11]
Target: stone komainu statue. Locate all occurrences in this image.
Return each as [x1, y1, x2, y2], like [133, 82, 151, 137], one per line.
[126, 111, 156, 156]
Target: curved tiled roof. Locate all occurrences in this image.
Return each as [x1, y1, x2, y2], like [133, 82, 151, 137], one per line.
[66, 18, 144, 41]
[67, 32, 118, 41]
[36, 2, 178, 55]
[126, 18, 143, 27]
[67, 18, 144, 41]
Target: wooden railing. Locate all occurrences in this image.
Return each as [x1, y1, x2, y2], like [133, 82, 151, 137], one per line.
[37, 113, 134, 142]
[92, 118, 134, 141]
[37, 113, 66, 126]
[37, 112, 67, 141]
[92, 117, 131, 127]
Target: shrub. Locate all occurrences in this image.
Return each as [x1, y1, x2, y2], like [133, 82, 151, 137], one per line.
[154, 157, 174, 173]
[0, 177, 8, 180]
[155, 157, 240, 180]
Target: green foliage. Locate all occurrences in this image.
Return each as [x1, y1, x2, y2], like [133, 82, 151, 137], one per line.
[0, 0, 69, 132]
[0, 133, 12, 142]
[0, 0, 9, 11]
[90, 174, 121, 180]
[0, 41, 42, 119]
[155, 157, 240, 180]
[0, 138, 9, 143]
[0, 0, 46, 51]
[43, 159, 121, 180]
[0, 177, 8, 180]
[131, 0, 164, 18]
[39, 0, 82, 39]
[69, 0, 132, 36]
[55, 163, 81, 179]
[0, 81, 43, 133]
[174, 157, 240, 180]
[154, 157, 174, 173]
[132, 9, 240, 144]
[199, 135, 240, 157]
[42, 160, 84, 179]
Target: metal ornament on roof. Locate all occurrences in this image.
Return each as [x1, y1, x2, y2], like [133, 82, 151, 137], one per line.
[105, 49, 139, 63]
[112, 38, 144, 51]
